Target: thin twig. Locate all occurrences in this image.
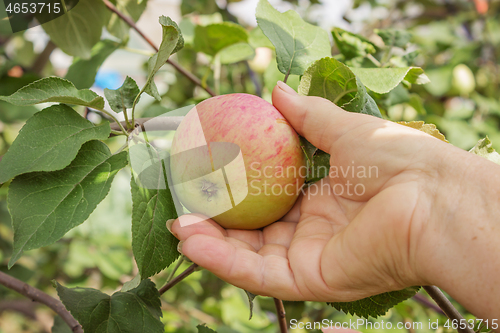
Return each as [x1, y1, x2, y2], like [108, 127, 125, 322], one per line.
[0, 271, 82, 333]
[102, 0, 215, 97]
[159, 263, 198, 295]
[273, 298, 288, 333]
[423, 286, 474, 333]
[367, 53, 382, 67]
[166, 257, 184, 283]
[109, 116, 183, 136]
[95, 108, 128, 135]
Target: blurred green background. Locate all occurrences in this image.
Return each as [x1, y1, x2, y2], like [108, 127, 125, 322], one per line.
[0, 0, 499, 332]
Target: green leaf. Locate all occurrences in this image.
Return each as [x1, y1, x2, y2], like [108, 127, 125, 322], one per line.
[244, 290, 257, 320]
[8, 140, 128, 267]
[0, 104, 110, 183]
[332, 27, 376, 59]
[469, 136, 500, 165]
[131, 147, 179, 278]
[197, 324, 217, 333]
[375, 29, 412, 49]
[329, 286, 420, 318]
[298, 57, 382, 118]
[349, 67, 429, 94]
[0, 77, 105, 109]
[121, 274, 141, 292]
[194, 22, 248, 56]
[65, 40, 121, 89]
[219, 43, 255, 64]
[256, 0, 331, 76]
[343, 78, 381, 117]
[300, 137, 317, 165]
[143, 16, 183, 101]
[298, 57, 357, 105]
[51, 316, 72, 333]
[307, 150, 330, 183]
[55, 279, 163, 333]
[41, 0, 107, 59]
[104, 76, 140, 113]
[107, 0, 148, 40]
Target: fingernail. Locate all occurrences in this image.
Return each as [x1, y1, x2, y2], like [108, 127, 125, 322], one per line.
[166, 219, 175, 234]
[277, 81, 298, 95]
[177, 240, 184, 254]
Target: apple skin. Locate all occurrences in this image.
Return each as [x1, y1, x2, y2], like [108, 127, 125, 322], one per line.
[170, 93, 305, 229]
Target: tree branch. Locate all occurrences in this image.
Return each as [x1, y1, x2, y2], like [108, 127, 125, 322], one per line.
[102, 0, 216, 97]
[423, 286, 474, 333]
[30, 41, 57, 75]
[0, 271, 82, 333]
[273, 298, 288, 333]
[158, 263, 198, 295]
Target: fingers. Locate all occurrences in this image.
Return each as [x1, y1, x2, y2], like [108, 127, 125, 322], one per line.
[170, 214, 297, 251]
[180, 233, 303, 299]
[171, 214, 261, 251]
[272, 82, 379, 153]
[170, 214, 227, 240]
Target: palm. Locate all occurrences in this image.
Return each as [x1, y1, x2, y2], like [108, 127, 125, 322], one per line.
[172, 172, 422, 302]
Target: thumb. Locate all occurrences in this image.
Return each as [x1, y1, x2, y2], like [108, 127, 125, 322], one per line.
[272, 81, 375, 153]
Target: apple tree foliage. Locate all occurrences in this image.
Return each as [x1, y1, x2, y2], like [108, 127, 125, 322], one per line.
[0, 0, 499, 331]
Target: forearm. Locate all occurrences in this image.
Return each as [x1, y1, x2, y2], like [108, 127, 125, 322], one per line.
[422, 147, 500, 321]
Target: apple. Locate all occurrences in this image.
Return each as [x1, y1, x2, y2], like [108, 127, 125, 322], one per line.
[169, 93, 305, 229]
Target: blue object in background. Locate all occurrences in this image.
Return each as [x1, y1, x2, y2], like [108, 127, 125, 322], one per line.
[94, 70, 123, 90]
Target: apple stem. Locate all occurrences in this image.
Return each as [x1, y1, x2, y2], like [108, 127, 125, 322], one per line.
[274, 298, 288, 333]
[283, 68, 291, 84]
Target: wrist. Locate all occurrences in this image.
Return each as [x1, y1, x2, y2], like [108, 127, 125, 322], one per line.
[415, 145, 500, 319]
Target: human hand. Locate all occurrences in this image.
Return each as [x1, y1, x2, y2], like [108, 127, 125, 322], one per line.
[167, 81, 467, 302]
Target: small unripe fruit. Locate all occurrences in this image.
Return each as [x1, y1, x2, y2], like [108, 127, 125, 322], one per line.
[452, 64, 475, 96]
[170, 93, 305, 229]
